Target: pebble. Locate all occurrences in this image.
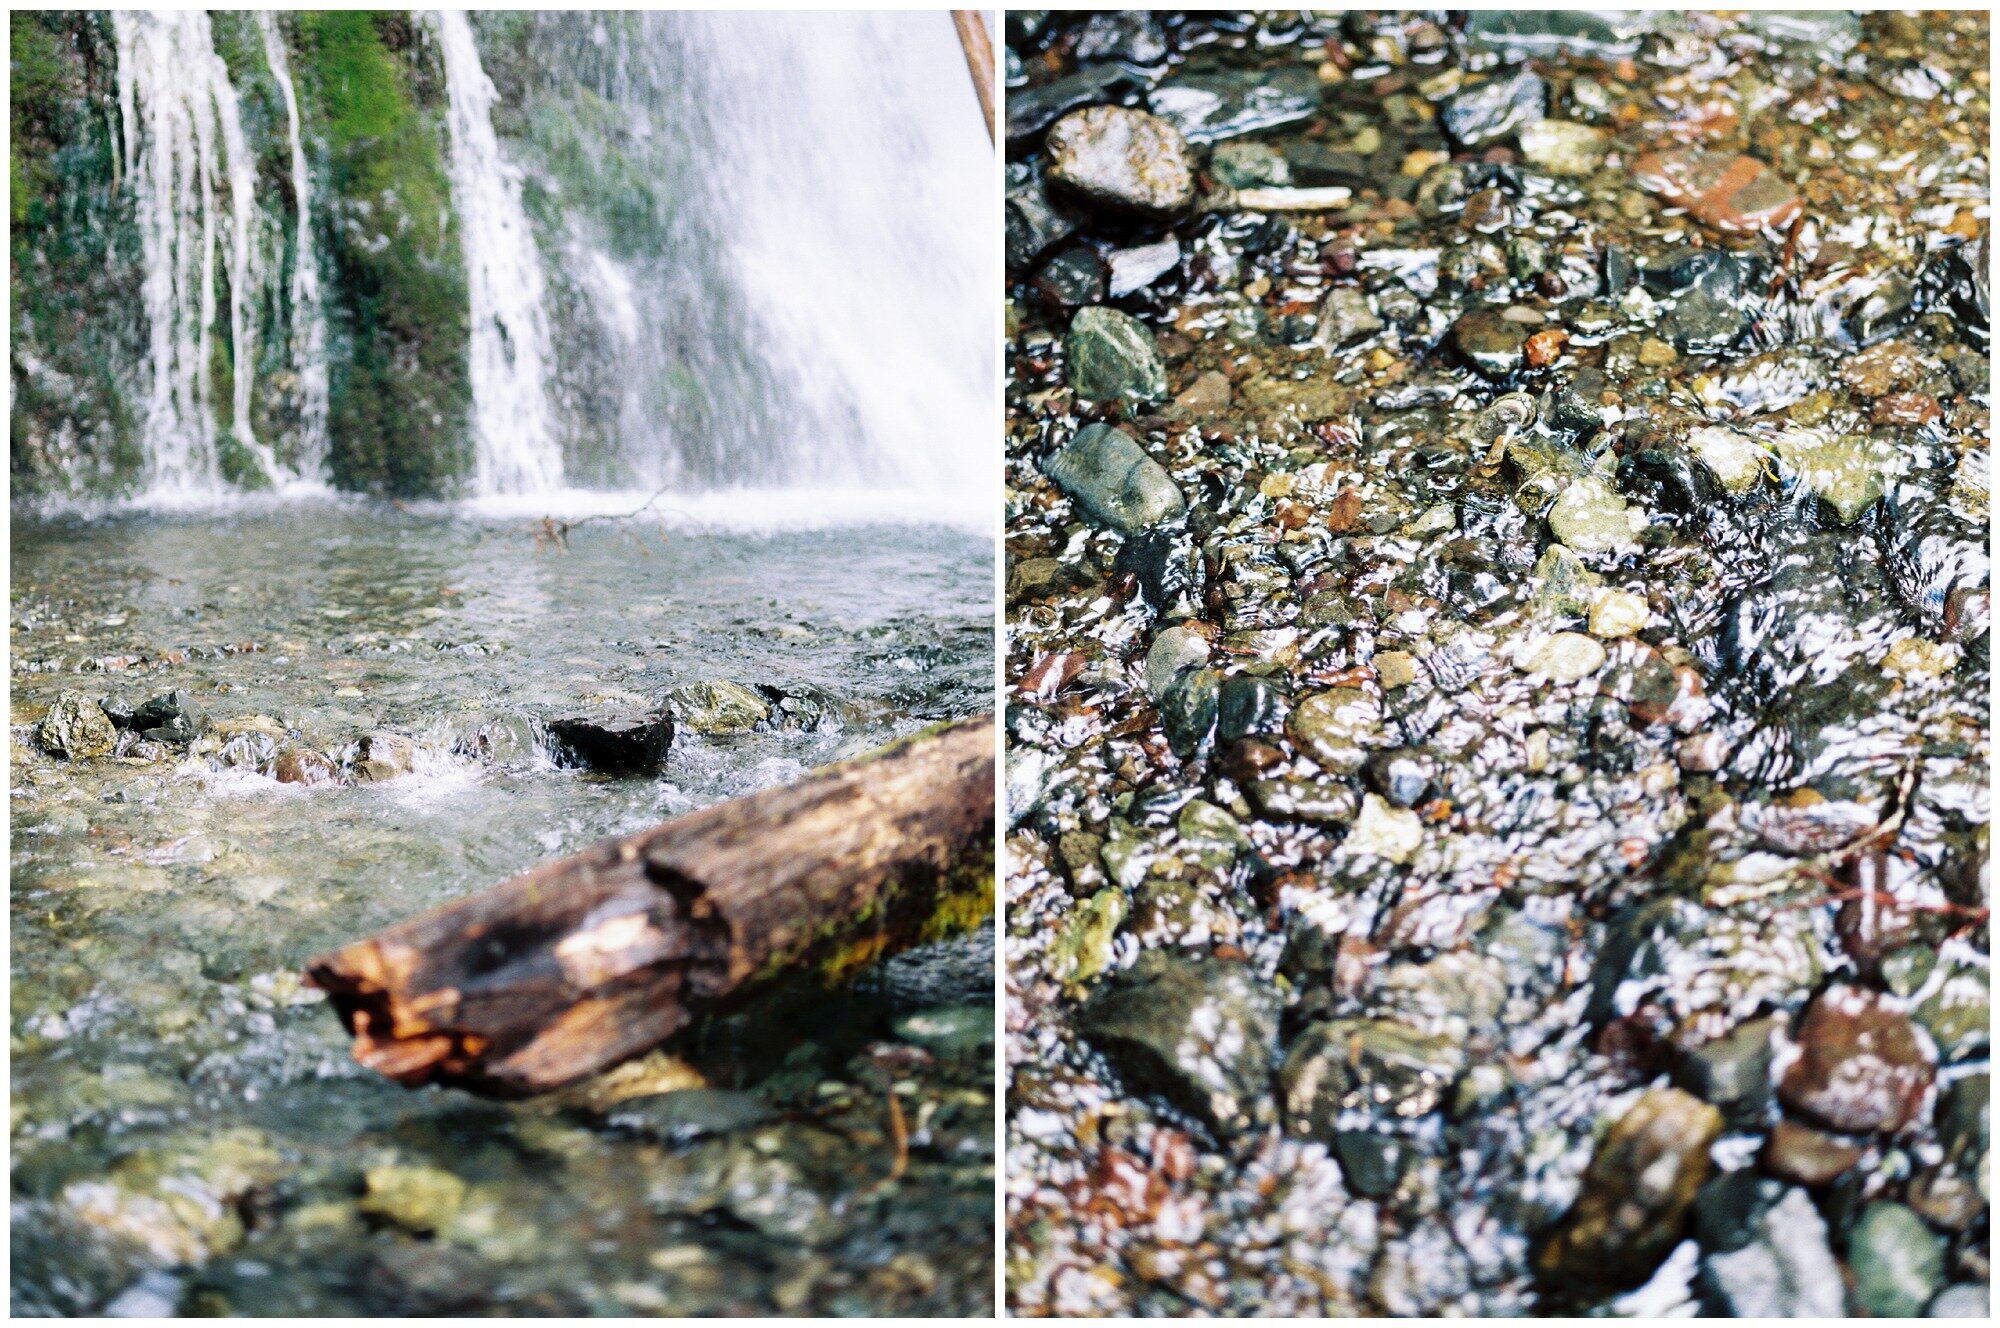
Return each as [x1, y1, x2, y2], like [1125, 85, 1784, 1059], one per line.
[1549, 476, 1643, 555]
[1685, 426, 1767, 494]
[1345, 793, 1422, 864]
[1105, 237, 1181, 298]
[1881, 636, 1958, 679]
[1077, 952, 1280, 1138]
[1538, 1087, 1722, 1287]
[1523, 631, 1607, 683]
[1846, 1201, 1945, 1317]
[1286, 687, 1380, 775]
[1761, 1117, 1864, 1187]
[1778, 985, 1935, 1134]
[1279, 1017, 1464, 1129]
[1043, 422, 1185, 534]
[1770, 428, 1896, 522]
[355, 731, 417, 782]
[1143, 626, 1210, 699]
[1517, 119, 1609, 176]
[1929, 1284, 1991, 1317]
[1631, 149, 1802, 233]
[1696, 1186, 1844, 1317]
[1449, 307, 1530, 378]
[1209, 141, 1291, 189]
[1064, 305, 1169, 402]
[1174, 369, 1231, 415]
[131, 690, 204, 744]
[36, 691, 117, 759]
[1316, 288, 1384, 348]
[1373, 651, 1419, 690]
[1675, 1015, 1781, 1128]
[1439, 69, 1546, 149]
[1588, 590, 1650, 639]
[1044, 106, 1195, 216]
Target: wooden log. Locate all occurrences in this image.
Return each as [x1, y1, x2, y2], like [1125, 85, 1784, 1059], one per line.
[951, 11, 997, 145]
[306, 715, 994, 1096]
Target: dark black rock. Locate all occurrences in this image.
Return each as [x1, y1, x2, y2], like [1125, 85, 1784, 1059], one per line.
[1440, 69, 1547, 149]
[132, 690, 205, 744]
[1115, 524, 1205, 617]
[1007, 63, 1149, 145]
[1217, 674, 1289, 743]
[546, 713, 675, 773]
[1334, 1130, 1416, 1199]
[1161, 665, 1220, 759]
[1450, 307, 1531, 379]
[1674, 1016, 1781, 1129]
[1032, 246, 1108, 311]
[1006, 169, 1083, 272]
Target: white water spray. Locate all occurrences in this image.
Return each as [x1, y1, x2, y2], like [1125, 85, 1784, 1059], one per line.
[428, 9, 565, 496]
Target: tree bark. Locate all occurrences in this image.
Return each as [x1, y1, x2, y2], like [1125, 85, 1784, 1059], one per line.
[306, 714, 994, 1096]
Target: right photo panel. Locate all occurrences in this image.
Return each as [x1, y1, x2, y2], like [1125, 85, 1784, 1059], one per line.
[1004, 10, 1989, 1318]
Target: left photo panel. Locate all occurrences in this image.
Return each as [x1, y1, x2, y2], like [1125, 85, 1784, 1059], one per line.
[10, 9, 999, 1317]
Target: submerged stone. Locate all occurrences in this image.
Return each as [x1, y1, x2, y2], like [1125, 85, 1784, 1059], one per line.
[131, 690, 205, 744]
[1686, 426, 1767, 494]
[1077, 951, 1280, 1138]
[1280, 1017, 1464, 1129]
[1548, 476, 1643, 555]
[1538, 1087, 1722, 1288]
[1696, 1186, 1844, 1317]
[1518, 119, 1609, 176]
[1778, 985, 1935, 1134]
[1147, 65, 1320, 144]
[1846, 1202, 1945, 1317]
[1064, 305, 1169, 402]
[1043, 422, 1184, 532]
[1440, 69, 1546, 149]
[1632, 150, 1801, 234]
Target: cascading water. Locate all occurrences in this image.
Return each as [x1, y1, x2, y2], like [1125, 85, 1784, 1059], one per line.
[428, 9, 565, 497]
[257, 11, 330, 484]
[112, 11, 284, 496]
[84, 10, 990, 519]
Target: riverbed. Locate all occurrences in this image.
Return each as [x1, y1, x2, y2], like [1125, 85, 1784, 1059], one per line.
[11, 499, 994, 1315]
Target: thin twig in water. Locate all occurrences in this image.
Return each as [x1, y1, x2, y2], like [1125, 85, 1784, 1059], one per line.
[886, 1089, 909, 1184]
[528, 480, 675, 555]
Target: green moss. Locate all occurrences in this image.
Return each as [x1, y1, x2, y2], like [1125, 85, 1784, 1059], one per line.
[291, 11, 471, 497]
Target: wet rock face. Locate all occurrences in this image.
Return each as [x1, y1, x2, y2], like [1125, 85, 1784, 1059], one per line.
[1538, 1088, 1723, 1289]
[37, 691, 118, 759]
[1440, 69, 1546, 149]
[1076, 952, 1280, 1139]
[354, 731, 418, 782]
[1044, 106, 1194, 216]
[665, 681, 769, 735]
[1042, 423, 1186, 533]
[1148, 65, 1321, 143]
[1777, 985, 1936, 1134]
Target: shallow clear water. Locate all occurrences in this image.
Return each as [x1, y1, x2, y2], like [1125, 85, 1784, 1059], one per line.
[11, 500, 994, 1316]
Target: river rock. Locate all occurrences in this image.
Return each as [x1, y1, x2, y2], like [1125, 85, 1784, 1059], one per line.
[1762, 1118, 1863, 1187]
[1518, 119, 1609, 176]
[665, 681, 769, 734]
[1686, 426, 1767, 494]
[1316, 288, 1384, 348]
[547, 713, 675, 773]
[891, 1004, 994, 1065]
[1006, 63, 1148, 145]
[1160, 664, 1219, 759]
[1064, 305, 1168, 402]
[1147, 65, 1320, 144]
[1044, 106, 1195, 215]
[131, 690, 204, 744]
[1143, 625, 1210, 698]
[1588, 590, 1649, 639]
[1846, 1201, 1945, 1317]
[1548, 476, 1643, 555]
[274, 747, 339, 786]
[37, 691, 118, 759]
[1043, 423, 1185, 532]
[602, 1088, 777, 1146]
[1522, 631, 1606, 682]
[1333, 1130, 1416, 1199]
[1696, 1186, 1844, 1317]
[1450, 307, 1530, 378]
[1538, 1087, 1722, 1287]
[1930, 1284, 1991, 1317]
[1286, 687, 1380, 774]
[1072, 10, 1168, 66]
[1632, 149, 1802, 234]
[1215, 674, 1287, 743]
[1210, 141, 1290, 189]
[355, 732, 418, 782]
[1440, 69, 1546, 148]
[1674, 1015, 1780, 1128]
[1345, 794, 1423, 865]
[1106, 236, 1181, 297]
[1279, 1017, 1464, 1130]
[1076, 951, 1280, 1138]
[361, 1163, 466, 1234]
[1777, 984, 1935, 1134]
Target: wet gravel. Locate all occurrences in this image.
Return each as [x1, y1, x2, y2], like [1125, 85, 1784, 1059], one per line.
[1003, 11, 1987, 1316]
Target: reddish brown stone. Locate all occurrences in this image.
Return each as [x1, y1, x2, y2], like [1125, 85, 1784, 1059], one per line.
[1872, 392, 1942, 427]
[1840, 341, 1925, 398]
[1327, 487, 1365, 534]
[1763, 1117, 1864, 1187]
[1525, 327, 1570, 369]
[1777, 984, 1936, 1134]
[1632, 149, 1802, 233]
[1018, 650, 1088, 701]
[275, 748, 339, 786]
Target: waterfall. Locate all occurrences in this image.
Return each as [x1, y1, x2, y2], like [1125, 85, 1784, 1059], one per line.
[258, 12, 330, 484]
[428, 10, 565, 496]
[112, 11, 285, 496]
